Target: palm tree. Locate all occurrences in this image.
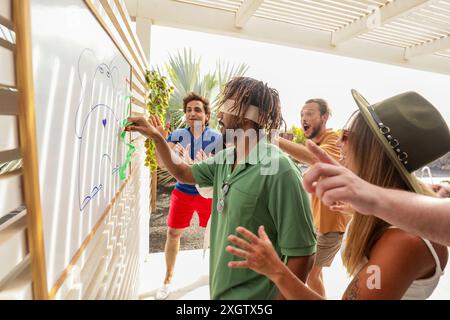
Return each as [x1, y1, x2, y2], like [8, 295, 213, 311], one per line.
[156, 48, 248, 185]
[163, 48, 248, 130]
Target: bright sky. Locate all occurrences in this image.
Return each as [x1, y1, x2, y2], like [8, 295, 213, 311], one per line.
[150, 25, 450, 131]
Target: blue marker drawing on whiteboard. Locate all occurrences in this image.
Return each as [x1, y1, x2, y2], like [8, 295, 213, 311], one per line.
[102, 153, 120, 175]
[75, 48, 128, 211]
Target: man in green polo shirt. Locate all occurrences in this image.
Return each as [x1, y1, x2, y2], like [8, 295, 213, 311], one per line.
[126, 77, 316, 299]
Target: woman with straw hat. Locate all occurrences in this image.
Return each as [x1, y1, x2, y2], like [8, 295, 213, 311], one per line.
[226, 90, 450, 299]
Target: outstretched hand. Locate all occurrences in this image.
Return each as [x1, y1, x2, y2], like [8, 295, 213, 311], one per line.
[303, 140, 375, 215]
[226, 226, 285, 279]
[196, 150, 212, 162]
[149, 115, 169, 139]
[174, 143, 194, 165]
[125, 115, 163, 140]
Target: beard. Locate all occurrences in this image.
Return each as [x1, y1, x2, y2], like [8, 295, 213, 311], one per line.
[306, 125, 322, 140]
[220, 119, 241, 146]
[221, 126, 239, 146]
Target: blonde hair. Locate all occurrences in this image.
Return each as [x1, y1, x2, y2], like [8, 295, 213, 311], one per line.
[342, 113, 435, 275]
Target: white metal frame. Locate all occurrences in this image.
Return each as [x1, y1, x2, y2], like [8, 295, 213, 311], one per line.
[125, 0, 450, 75]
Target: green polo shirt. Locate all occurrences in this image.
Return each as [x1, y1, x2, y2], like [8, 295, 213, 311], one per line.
[191, 137, 316, 300]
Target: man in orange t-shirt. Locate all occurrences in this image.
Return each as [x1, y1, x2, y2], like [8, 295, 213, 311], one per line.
[274, 98, 350, 298]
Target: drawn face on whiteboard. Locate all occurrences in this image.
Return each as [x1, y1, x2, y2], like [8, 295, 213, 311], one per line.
[75, 48, 130, 212]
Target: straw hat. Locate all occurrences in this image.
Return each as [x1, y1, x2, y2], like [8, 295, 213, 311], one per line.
[351, 89, 450, 193]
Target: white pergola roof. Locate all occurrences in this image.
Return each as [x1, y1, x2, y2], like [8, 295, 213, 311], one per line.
[125, 0, 450, 75]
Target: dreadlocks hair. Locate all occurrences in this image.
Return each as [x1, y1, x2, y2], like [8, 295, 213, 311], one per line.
[219, 77, 283, 133]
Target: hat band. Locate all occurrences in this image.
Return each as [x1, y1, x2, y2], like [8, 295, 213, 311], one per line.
[367, 105, 410, 169]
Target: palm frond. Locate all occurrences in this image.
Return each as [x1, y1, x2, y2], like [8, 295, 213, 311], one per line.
[157, 167, 175, 185]
[212, 60, 249, 112]
[199, 71, 218, 101]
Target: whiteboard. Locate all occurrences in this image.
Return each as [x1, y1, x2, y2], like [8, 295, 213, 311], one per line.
[30, 0, 132, 292]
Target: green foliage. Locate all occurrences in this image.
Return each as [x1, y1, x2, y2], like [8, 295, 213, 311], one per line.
[144, 70, 174, 171]
[290, 125, 307, 145]
[288, 126, 342, 146]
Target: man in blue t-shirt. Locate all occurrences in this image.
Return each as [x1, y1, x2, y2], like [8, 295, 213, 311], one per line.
[155, 92, 222, 300]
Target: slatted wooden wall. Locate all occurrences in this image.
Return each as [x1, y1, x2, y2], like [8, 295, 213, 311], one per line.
[0, 0, 34, 300]
[0, 0, 150, 299]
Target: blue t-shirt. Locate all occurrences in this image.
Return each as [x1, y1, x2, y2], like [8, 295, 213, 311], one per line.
[167, 127, 222, 195]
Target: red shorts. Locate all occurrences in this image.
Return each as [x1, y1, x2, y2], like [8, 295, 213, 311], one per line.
[167, 189, 212, 229]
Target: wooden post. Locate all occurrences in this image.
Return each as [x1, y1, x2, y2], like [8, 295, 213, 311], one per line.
[13, 0, 49, 299]
[151, 169, 157, 212]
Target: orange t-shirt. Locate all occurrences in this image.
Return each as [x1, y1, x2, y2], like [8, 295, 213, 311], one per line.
[311, 129, 350, 234]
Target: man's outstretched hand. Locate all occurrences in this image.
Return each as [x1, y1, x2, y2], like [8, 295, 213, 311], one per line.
[303, 140, 376, 216]
[125, 115, 163, 140]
